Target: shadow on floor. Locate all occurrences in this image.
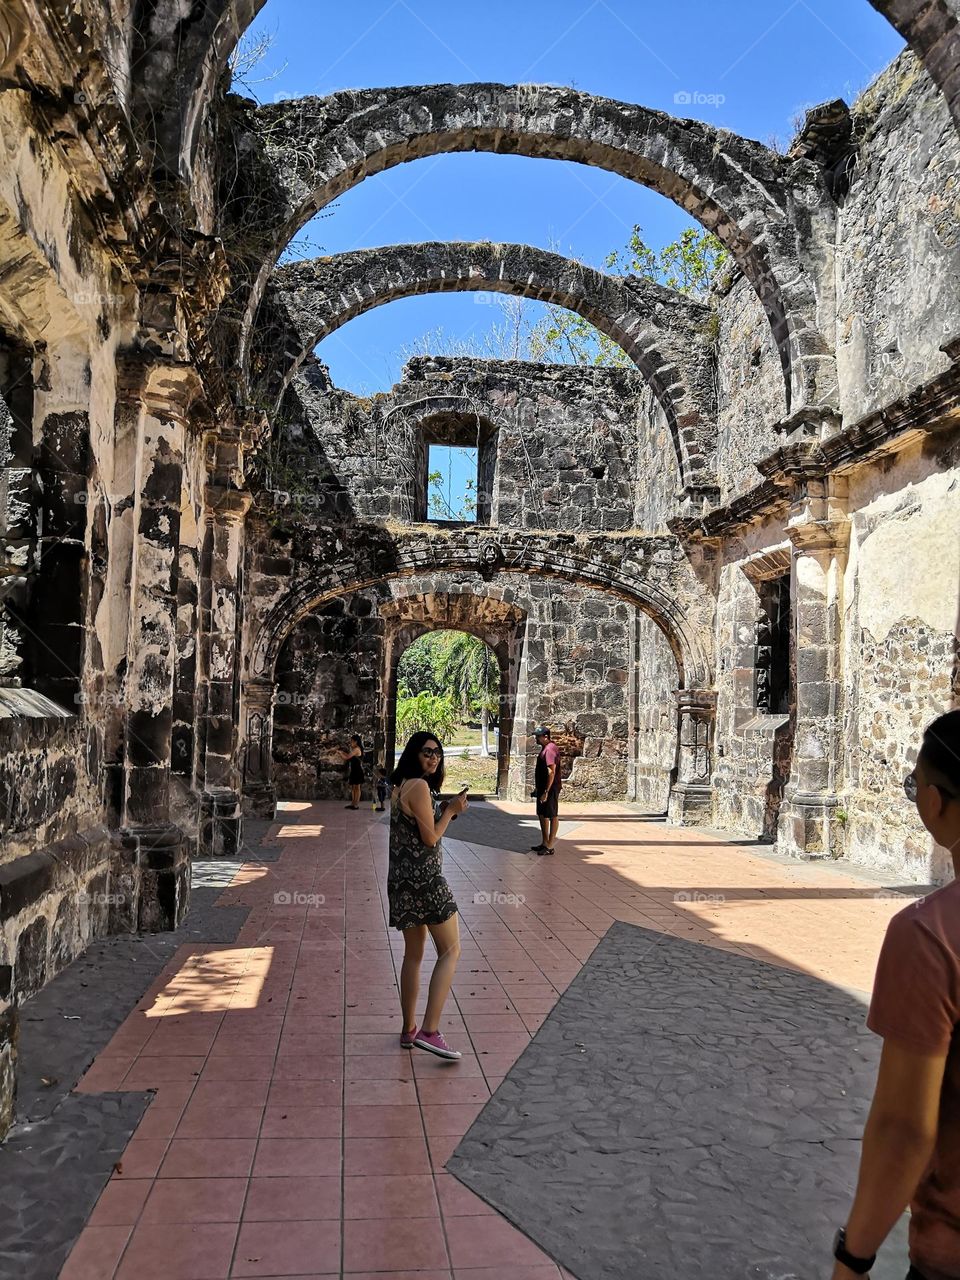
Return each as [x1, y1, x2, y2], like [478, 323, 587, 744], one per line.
[448, 919, 910, 1280]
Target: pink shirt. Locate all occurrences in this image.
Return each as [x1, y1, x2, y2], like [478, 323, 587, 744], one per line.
[867, 879, 960, 1278]
[541, 741, 561, 791]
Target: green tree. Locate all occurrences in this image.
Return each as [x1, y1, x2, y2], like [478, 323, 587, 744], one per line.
[438, 633, 500, 757]
[605, 224, 727, 298]
[398, 632, 457, 699]
[528, 224, 728, 367]
[395, 691, 458, 743]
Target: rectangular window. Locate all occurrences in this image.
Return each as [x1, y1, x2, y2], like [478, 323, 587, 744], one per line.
[427, 444, 479, 524]
[755, 574, 791, 716]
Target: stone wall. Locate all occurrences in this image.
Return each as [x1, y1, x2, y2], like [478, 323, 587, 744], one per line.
[714, 274, 788, 504]
[273, 597, 385, 801]
[837, 50, 960, 423]
[631, 612, 679, 811]
[272, 358, 677, 533]
[504, 582, 634, 801]
[712, 528, 795, 842]
[839, 431, 960, 881]
[266, 570, 637, 804]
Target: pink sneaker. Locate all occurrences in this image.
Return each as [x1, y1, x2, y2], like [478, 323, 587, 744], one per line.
[400, 1025, 418, 1048]
[412, 1029, 461, 1059]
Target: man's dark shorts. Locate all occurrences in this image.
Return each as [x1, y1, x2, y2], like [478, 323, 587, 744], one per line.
[536, 790, 559, 820]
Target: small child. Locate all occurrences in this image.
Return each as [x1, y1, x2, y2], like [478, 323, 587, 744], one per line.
[375, 765, 389, 812]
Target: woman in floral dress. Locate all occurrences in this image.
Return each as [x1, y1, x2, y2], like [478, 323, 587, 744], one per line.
[388, 731, 468, 1059]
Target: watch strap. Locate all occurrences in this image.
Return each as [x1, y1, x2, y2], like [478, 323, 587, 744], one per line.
[833, 1227, 876, 1274]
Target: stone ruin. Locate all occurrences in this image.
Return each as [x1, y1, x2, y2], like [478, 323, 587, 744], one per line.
[0, 0, 958, 1136]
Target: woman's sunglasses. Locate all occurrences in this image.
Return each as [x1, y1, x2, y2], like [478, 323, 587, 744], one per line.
[420, 747, 442, 758]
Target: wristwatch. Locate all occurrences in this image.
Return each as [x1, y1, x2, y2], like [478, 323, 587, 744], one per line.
[832, 1228, 875, 1274]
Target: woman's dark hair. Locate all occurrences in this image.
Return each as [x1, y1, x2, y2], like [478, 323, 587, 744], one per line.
[390, 731, 445, 792]
[350, 734, 363, 751]
[919, 710, 960, 795]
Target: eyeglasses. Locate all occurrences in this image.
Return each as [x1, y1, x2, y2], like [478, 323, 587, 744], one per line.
[904, 770, 959, 804]
[420, 747, 442, 758]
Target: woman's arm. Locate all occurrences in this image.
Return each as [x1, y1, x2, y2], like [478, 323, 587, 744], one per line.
[405, 779, 467, 845]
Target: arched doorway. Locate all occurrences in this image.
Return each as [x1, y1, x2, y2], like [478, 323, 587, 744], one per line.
[380, 593, 526, 799]
[392, 631, 502, 795]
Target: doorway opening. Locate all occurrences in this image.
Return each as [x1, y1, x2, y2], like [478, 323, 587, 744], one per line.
[394, 630, 501, 795]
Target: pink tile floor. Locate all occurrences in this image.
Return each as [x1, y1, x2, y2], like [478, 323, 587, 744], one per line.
[62, 799, 909, 1278]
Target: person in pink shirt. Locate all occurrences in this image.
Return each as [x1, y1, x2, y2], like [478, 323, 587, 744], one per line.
[530, 726, 561, 855]
[833, 710, 960, 1280]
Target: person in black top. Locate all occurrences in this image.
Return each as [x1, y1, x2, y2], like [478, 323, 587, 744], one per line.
[339, 734, 364, 809]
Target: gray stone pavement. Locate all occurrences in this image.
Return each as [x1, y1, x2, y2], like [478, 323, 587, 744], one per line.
[443, 799, 583, 853]
[448, 919, 910, 1280]
[0, 819, 281, 1280]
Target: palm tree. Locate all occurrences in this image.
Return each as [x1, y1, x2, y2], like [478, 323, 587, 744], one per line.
[439, 633, 500, 757]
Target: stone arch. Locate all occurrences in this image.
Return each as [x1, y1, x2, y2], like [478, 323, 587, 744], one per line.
[163, 1, 960, 203]
[379, 586, 527, 796]
[249, 536, 712, 691]
[259, 242, 718, 490]
[242, 544, 714, 814]
[239, 84, 838, 416]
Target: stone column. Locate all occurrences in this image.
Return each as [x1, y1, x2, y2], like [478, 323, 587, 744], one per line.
[116, 359, 199, 930]
[668, 689, 717, 824]
[197, 484, 253, 856]
[777, 478, 850, 858]
[241, 678, 277, 817]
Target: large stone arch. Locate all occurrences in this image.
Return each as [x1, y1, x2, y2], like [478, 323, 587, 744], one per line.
[117, 2, 957, 199]
[248, 530, 713, 690]
[238, 84, 838, 417]
[242, 541, 715, 815]
[258, 242, 718, 490]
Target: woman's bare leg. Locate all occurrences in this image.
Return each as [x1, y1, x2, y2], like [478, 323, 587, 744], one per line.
[351, 784, 361, 807]
[400, 926, 426, 1031]
[421, 914, 461, 1034]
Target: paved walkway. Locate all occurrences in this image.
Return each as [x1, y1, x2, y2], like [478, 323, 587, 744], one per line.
[60, 801, 919, 1279]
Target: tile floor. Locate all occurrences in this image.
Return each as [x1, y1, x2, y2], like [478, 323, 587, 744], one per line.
[61, 800, 914, 1278]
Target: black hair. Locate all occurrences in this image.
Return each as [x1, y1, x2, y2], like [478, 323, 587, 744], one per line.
[349, 734, 363, 751]
[390, 731, 445, 793]
[919, 710, 960, 796]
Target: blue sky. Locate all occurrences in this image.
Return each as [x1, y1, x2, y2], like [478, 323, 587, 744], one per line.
[241, 0, 904, 395]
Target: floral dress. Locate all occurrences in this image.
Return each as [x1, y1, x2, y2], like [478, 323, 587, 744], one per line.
[387, 784, 458, 930]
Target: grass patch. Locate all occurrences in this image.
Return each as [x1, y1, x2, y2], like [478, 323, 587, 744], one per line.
[441, 753, 498, 796]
